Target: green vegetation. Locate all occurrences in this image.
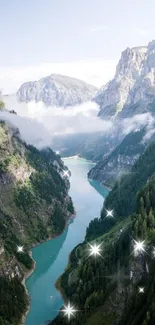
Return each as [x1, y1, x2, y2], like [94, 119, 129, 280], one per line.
[0, 276, 28, 325]
[0, 100, 5, 110]
[87, 141, 155, 240]
[51, 141, 155, 325]
[88, 128, 149, 188]
[0, 121, 73, 325]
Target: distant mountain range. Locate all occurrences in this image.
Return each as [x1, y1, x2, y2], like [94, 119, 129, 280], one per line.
[16, 74, 97, 107]
[94, 40, 155, 118]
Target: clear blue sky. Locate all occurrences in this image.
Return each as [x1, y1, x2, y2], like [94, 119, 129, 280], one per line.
[1, 0, 155, 92]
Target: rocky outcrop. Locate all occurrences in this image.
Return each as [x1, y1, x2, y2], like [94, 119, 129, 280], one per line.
[16, 74, 97, 107]
[95, 40, 155, 118]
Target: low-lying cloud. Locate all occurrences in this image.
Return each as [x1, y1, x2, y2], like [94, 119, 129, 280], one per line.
[0, 111, 52, 149]
[2, 98, 155, 150]
[2, 99, 113, 148]
[122, 113, 155, 134]
[122, 112, 155, 143]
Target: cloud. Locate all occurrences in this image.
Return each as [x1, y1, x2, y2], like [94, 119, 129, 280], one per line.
[142, 128, 155, 142]
[0, 59, 117, 94]
[2, 96, 155, 153]
[122, 113, 155, 135]
[121, 112, 155, 144]
[90, 26, 110, 32]
[1, 100, 113, 148]
[0, 111, 52, 149]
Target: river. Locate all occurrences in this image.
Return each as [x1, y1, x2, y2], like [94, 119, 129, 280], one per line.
[25, 158, 108, 325]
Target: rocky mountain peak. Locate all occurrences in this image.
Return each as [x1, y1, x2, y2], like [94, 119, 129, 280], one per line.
[95, 41, 155, 118]
[16, 74, 97, 107]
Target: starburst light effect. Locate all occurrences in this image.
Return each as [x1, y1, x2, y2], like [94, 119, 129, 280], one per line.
[105, 209, 114, 218]
[88, 242, 103, 258]
[61, 302, 78, 320]
[56, 150, 59, 155]
[133, 239, 146, 256]
[62, 170, 70, 178]
[138, 287, 145, 293]
[17, 246, 24, 253]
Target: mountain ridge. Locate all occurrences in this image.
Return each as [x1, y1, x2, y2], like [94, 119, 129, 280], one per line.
[16, 73, 97, 107]
[94, 40, 155, 119]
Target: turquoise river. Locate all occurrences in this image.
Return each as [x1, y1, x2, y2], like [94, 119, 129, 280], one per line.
[26, 158, 108, 325]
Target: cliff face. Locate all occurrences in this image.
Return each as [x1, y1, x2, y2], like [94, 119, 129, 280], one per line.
[16, 74, 97, 107]
[0, 119, 74, 325]
[95, 41, 155, 118]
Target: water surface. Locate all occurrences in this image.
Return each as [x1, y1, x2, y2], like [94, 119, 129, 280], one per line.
[26, 158, 108, 325]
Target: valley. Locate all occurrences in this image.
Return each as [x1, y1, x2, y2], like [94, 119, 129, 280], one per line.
[1, 35, 155, 325]
[25, 158, 108, 325]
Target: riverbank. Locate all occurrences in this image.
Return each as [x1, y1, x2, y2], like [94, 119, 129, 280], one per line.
[23, 158, 108, 325]
[20, 210, 76, 325]
[54, 248, 73, 303]
[88, 177, 112, 191]
[20, 258, 36, 325]
[63, 156, 96, 165]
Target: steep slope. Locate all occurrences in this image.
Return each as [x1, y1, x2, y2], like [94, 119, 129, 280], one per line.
[16, 74, 97, 107]
[0, 120, 74, 325]
[88, 128, 154, 188]
[95, 40, 155, 118]
[50, 142, 155, 325]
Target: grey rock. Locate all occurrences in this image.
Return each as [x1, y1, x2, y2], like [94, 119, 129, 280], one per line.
[17, 74, 97, 107]
[94, 40, 155, 118]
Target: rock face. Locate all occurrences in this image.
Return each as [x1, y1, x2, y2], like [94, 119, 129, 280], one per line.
[95, 40, 155, 118]
[17, 74, 97, 107]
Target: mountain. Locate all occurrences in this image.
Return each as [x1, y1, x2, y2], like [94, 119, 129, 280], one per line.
[95, 40, 155, 118]
[88, 128, 155, 188]
[16, 74, 97, 107]
[0, 118, 74, 325]
[50, 141, 155, 325]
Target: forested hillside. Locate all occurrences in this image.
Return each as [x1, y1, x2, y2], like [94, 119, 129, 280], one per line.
[0, 120, 74, 325]
[87, 140, 155, 240]
[50, 141, 155, 325]
[88, 128, 147, 187]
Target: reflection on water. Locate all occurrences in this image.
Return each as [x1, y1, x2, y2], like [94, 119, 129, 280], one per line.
[26, 158, 108, 325]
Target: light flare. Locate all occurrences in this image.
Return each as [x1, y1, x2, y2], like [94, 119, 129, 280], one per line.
[138, 287, 145, 293]
[88, 242, 103, 258]
[105, 209, 114, 218]
[62, 170, 70, 178]
[133, 239, 146, 256]
[17, 246, 24, 253]
[61, 302, 78, 320]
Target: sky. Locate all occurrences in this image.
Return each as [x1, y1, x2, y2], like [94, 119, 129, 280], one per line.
[1, 0, 155, 93]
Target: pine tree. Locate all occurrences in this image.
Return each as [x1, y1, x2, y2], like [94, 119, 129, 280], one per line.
[139, 197, 145, 219]
[145, 191, 151, 214]
[148, 208, 155, 228]
[142, 219, 147, 238]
